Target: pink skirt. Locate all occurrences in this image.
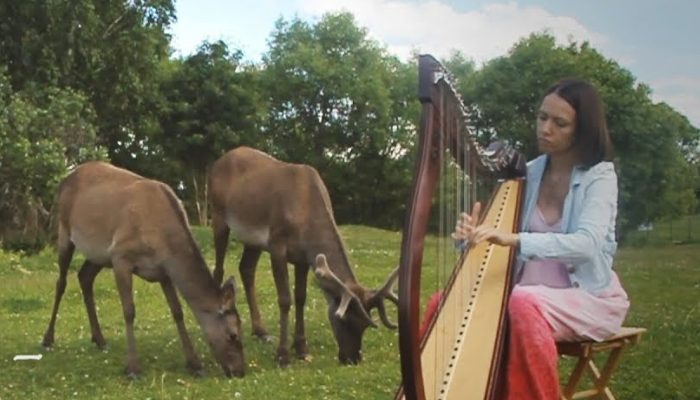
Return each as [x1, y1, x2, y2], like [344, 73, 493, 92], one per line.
[513, 272, 630, 342]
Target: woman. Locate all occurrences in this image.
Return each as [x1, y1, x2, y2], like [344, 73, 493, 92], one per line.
[450, 78, 630, 399]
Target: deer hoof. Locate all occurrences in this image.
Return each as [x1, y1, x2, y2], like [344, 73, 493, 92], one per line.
[41, 334, 54, 349]
[92, 335, 107, 350]
[293, 338, 309, 360]
[277, 349, 291, 367]
[124, 365, 143, 380]
[189, 368, 206, 378]
[186, 361, 205, 377]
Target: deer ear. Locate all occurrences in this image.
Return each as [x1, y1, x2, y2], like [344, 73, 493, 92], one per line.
[313, 253, 349, 297]
[314, 253, 328, 270]
[220, 276, 237, 312]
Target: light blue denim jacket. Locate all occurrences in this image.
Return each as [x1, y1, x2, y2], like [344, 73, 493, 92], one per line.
[517, 155, 618, 294]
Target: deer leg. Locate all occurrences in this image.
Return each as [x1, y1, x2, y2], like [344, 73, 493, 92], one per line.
[42, 237, 75, 348]
[239, 246, 269, 339]
[159, 277, 203, 376]
[293, 262, 310, 360]
[111, 257, 141, 378]
[212, 211, 230, 286]
[269, 248, 291, 367]
[77, 261, 107, 349]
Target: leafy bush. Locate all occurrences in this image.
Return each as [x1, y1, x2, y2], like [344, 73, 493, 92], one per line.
[0, 71, 107, 252]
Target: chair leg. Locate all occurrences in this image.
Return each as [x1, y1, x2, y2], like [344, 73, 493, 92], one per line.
[563, 346, 625, 399]
[589, 343, 628, 400]
[563, 354, 591, 399]
[582, 360, 614, 400]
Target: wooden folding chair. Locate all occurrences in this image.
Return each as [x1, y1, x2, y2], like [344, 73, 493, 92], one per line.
[557, 327, 646, 400]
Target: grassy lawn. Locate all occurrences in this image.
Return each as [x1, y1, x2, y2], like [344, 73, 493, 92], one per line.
[1, 224, 698, 399]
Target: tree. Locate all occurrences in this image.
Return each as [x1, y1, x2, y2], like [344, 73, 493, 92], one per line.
[0, 70, 106, 251]
[0, 0, 175, 169]
[157, 41, 262, 224]
[262, 12, 419, 226]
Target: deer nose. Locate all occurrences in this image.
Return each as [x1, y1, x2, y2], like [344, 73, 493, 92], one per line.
[339, 351, 362, 365]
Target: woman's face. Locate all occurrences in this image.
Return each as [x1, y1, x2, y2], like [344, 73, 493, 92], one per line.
[536, 93, 577, 157]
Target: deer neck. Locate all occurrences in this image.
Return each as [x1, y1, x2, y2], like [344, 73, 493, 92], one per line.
[164, 241, 222, 321]
[305, 224, 359, 285]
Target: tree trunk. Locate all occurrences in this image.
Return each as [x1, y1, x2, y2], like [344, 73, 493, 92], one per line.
[191, 170, 209, 226]
[202, 168, 209, 226]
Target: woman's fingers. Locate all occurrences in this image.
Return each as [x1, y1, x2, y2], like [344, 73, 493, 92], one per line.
[452, 224, 473, 240]
[471, 225, 500, 244]
[471, 226, 490, 243]
[470, 202, 481, 225]
[452, 203, 484, 242]
[452, 212, 470, 240]
[471, 226, 516, 247]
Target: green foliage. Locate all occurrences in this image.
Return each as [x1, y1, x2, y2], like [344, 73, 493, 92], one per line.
[262, 12, 419, 227]
[0, 225, 697, 399]
[0, 70, 106, 252]
[0, 0, 175, 168]
[159, 41, 262, 168]
[156, 40, 263, 223]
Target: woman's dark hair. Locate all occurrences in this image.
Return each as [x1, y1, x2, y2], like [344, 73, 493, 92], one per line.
[545, 78, 613, 167]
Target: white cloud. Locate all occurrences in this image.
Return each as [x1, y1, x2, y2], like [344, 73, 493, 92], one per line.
[297, 0, 608, 63]
[651, 76, 700, 128]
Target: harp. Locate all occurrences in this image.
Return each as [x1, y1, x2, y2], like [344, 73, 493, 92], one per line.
[396, 55, 526, 400]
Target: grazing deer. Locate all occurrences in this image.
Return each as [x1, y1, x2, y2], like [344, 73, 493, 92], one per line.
[42, 161, 245, 378]
[208, 146, 398, 366]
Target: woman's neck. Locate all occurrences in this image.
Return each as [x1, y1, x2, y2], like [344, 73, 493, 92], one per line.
[546, 152, 578, 176]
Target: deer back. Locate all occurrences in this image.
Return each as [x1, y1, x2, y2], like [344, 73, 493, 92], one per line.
[60, 163, 191, 268]
[210, 147, 350, 269]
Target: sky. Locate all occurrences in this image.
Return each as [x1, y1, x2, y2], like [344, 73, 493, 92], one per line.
[168, 0, 700, 128]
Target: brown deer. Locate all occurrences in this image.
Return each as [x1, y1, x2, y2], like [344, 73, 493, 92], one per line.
[208, 146, 398, 366]
[42, 161, 245, 378]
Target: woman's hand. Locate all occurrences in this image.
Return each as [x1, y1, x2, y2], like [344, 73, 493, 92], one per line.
[451, 201, 519, 248]
[451, 202, 481, 241]
[469, 225, 520, 247]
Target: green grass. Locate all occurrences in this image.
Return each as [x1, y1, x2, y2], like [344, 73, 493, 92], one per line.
[1, 224, 699, 399]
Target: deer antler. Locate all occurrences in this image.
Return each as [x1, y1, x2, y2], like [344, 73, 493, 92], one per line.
[369, 265, 399, 329]
[378, 265, 399, 304]
[313, 254, 377, 328]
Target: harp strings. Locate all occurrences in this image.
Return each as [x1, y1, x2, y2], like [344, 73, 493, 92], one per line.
[428, 84, 476, 397]
[432, 83, 448, 396]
